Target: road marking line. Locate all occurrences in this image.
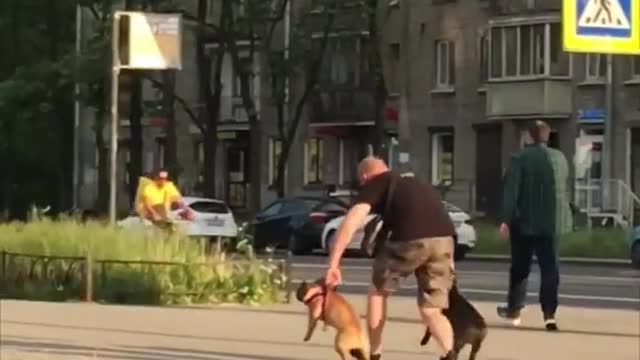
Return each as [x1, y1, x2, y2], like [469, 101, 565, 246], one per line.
[290, 279, 640, 303]
[293, 264, 639, 283]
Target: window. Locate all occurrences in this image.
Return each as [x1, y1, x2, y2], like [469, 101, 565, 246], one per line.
[586, 54, 606, 80]
[479, 32, 489, 84]
[489, 22, 569, 79]
[549, 23, 569, 76]
[390, 43, 400, 61]
[233, 56, 253, 97]
[304, 137, 324, 184]
[195, 141, 204, 185]
[435, 40, 455, 89]
[318, 36, 363, 87]
[388, 43, 401, 92]
[268, 138, 283, 186]
[631, 56, 640, 79]
[155, 137, 165, 169]
[431, 132, 454, 186]
[189, 201, 230, 214]
[228, 148, 245, 183]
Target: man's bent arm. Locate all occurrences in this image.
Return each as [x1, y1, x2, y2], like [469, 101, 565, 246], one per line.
[328, 203, 371, 269]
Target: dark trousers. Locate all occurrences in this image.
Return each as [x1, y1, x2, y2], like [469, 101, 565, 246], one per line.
[507, 225, 559, 318]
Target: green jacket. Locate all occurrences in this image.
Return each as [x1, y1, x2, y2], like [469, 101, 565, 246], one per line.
[544, 147, 573, 236]
[501, 143, 557, 237]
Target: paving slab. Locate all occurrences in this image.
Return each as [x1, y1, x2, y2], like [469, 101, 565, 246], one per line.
[1, 295, 639, 360]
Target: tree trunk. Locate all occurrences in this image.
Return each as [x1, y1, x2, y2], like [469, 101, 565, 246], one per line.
[96, 107, 109, 213]
[367, 0, 388, 157]
[273, 2, 336, 198]
[162, 70, 178, 179]
[223, 0, 263, 213]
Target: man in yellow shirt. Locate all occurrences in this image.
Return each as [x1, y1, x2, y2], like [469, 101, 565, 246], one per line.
[139, 169, 186, 222]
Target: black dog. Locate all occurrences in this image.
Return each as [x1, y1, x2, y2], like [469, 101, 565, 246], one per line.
[420, 283, 488, 360]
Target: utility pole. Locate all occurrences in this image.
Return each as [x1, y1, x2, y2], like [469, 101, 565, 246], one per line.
[603, 54, 614, 208]
[73, 3, 82, 209]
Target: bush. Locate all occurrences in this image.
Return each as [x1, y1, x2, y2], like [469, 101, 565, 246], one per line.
[0, 218, 286, 305]
[474, 221, 629, 259]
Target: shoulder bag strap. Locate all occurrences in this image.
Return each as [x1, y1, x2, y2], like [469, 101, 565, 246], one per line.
[382, 173, 398, 219]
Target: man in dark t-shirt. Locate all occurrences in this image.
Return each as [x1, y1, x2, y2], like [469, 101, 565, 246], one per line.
[325, 156, 456, 360]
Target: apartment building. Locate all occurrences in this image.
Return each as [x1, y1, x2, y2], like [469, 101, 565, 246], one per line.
[379, 0, 640, 220]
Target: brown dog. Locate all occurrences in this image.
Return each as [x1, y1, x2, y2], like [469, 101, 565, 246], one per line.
[296, 278, 369, 360]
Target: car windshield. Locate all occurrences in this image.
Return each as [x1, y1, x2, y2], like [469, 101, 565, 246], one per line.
[189, 201, 229, 214]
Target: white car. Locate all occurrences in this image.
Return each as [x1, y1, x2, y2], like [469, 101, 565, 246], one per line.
[117, 196, 239, 238]
[321, 201, 477, 259]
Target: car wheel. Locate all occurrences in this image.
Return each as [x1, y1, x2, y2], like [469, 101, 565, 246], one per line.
[325, 231, 336, 255]
[454, 244, 471, 261]
[631, 242, 640, 270]
[290, 233, 312, 256]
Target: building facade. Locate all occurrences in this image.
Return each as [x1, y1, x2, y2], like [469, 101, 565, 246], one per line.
[76, 0, 640, 222]
[380, 0, 640, 220]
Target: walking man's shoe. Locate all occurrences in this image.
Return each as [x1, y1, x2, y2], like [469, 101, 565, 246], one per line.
[370, 353, 382, 360]
[497, 305, 522, 326]
[544, 317, 558, 331]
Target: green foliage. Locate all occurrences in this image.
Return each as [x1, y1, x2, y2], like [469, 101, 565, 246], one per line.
[474, 222, 629, 259]
[0, 218, 287, 305]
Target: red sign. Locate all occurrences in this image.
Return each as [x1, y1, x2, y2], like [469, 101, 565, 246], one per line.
[385, 106, 398, 121]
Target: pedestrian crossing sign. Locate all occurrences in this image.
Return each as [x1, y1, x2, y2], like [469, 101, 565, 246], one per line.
[563, 0, 640, 54]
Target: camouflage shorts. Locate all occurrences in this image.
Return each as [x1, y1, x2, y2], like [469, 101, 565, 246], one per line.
[372, 236, 455, 309]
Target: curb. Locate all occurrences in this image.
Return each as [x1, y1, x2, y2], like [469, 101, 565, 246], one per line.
[467, 253, 631, 267]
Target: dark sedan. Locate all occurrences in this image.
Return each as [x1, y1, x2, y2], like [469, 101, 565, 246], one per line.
[251, 196, 348, 254]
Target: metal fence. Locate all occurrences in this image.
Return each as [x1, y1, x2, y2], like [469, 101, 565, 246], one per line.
[574, 179, 640, 227]
[0, 251, 292, 304]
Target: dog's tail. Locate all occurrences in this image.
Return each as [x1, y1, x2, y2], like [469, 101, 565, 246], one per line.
[349, 348, 367, 360]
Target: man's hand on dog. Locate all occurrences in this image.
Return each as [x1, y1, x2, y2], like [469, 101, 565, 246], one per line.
[325, 266, 342, 288]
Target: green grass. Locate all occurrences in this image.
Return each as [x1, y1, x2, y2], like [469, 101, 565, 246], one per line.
[0, 217, 286, 305]
[474, 222, 629, 259]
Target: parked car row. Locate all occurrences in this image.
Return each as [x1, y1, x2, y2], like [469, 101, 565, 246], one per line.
[117, 192, 479, 260]
[251, 195, 478, 259]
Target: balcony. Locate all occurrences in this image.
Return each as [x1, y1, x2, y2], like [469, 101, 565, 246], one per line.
[485, 79, 572, 118]
[309, 88, 376, 125]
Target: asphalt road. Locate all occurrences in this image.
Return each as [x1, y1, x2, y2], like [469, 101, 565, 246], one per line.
[290, 256, 640, 310]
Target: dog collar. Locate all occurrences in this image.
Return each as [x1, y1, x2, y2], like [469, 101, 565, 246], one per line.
[303, 291, 325, 305]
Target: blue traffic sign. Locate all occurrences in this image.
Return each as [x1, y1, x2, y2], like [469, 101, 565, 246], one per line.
[563, 0, 640, 54]
[577, 0, 632, 38]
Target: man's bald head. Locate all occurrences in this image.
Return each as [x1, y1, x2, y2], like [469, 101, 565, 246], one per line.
[357, 156, 389, 185]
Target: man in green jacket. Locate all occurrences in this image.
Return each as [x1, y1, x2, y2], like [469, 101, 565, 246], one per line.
[497, 120, 571, 331]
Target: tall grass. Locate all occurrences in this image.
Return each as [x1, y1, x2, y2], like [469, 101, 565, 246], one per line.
[0, 218, 286, 305]
[474, 222, 629, 259]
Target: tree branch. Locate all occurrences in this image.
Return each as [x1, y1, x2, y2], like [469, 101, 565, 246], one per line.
[141, 74, 204, 133]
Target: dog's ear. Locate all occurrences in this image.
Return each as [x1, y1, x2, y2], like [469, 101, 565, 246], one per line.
[295, 281, 309, 302]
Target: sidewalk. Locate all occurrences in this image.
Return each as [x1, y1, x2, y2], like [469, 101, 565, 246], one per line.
[1, 295, 639, 360]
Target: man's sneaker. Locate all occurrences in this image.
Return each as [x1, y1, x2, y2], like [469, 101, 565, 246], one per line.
[370, 353, 382, 360]
[544, 317, 558, 331]
[497, 305, 522, 326]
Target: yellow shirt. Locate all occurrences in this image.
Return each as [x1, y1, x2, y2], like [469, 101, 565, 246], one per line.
[134, 176, 153, 217]
[142, 181, 182, 215]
